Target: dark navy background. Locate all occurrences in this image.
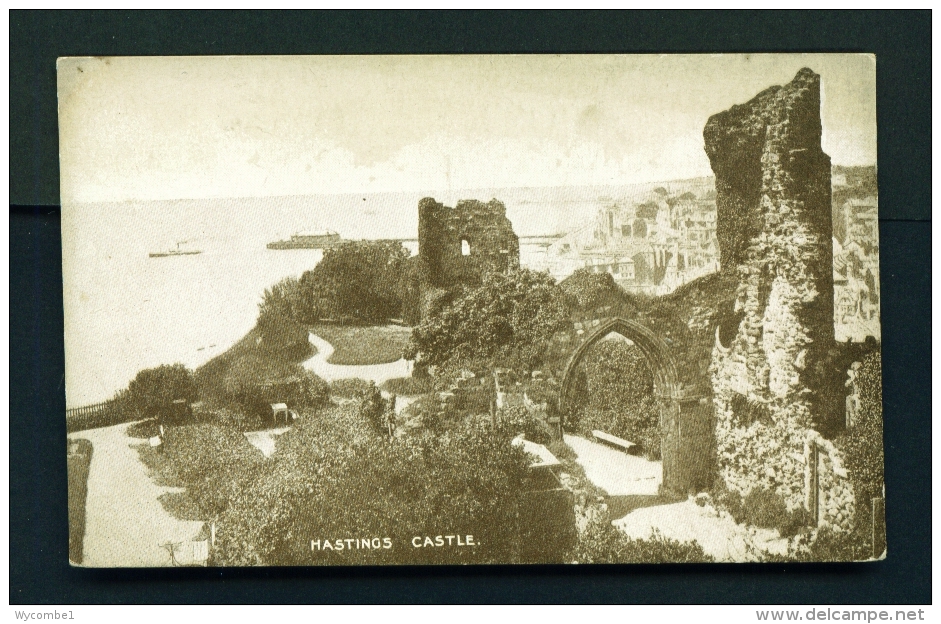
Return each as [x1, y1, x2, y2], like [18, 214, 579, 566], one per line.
[10, 10, 931, 604]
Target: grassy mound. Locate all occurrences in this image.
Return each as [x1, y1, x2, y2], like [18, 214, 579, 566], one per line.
[196, 313, 314, 400]
[310, 323, 411, 365]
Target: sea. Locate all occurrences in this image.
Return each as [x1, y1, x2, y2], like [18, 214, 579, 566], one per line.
[62, 185, 661, 408]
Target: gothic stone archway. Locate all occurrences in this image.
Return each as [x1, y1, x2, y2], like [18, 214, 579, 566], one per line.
[559, 317, 714, 497]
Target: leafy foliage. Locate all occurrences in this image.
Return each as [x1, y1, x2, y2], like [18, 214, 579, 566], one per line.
[405, 269, 570, 373]
[329, 378, 378, 400]
[300, 241, 409, 323]
[572, 515, 714, 563]
[196, 314, 318, 414]
[355, 381, 388, 436]
[838, 350, 884, 512]
[500, 405, 554, 445]
[158, 424, 267, 519]
[126, 363, 198, 420]
[569, 339, 662, 459]
[258, 276, 311, 325]
[258, 241, 412, 325]
[211, 403, 536, 566]
[381, 375, 434, 397]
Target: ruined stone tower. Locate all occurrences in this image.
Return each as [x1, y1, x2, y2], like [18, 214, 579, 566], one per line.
[705, 69, 839, 514]
[415, 197, 520, 319]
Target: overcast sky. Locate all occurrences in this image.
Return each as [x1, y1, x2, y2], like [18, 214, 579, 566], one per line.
[58, 54, 877, 204]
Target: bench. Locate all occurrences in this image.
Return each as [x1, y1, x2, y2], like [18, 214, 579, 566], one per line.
[592, 430, 636, 452]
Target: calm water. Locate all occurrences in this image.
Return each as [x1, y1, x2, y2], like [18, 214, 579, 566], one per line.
[64, 244, 331, 407]
[62, 184, 680, 407]
[64, 227, 545, 407]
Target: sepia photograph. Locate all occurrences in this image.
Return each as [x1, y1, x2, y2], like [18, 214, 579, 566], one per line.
[58, 53, 883, 567]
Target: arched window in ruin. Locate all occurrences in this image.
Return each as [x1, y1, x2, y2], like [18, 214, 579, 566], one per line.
[461, 239, 471, 256]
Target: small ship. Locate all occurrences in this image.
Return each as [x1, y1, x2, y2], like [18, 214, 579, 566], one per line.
[149, 242, 202, 258]
[267, 230, 343, 250]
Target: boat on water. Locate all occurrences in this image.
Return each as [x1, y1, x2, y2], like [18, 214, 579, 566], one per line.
[149, 242, 202, 258]
[267, 230, 343, 250]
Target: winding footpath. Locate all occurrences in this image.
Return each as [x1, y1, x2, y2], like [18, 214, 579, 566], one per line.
[73, 422, 205, 567]
[564, 434, 661, 496]
[302, 332, 412, 385]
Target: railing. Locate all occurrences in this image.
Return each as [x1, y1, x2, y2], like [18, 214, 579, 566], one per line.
[66, 400, 119, 420]
[66, 399, 132, 433]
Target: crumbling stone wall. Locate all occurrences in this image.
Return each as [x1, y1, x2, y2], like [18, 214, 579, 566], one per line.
[806, 435, 856, 532]
[416, 197, 520, 319]
[705, 68, 845, 519]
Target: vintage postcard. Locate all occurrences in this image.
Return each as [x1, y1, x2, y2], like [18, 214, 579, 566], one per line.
[59, 54, 883, 566]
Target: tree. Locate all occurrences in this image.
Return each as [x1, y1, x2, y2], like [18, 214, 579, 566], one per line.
[212, 402, 539, 566]
[298, 240, 411, 324]
[258, 276, 314, 323]
[573, 339, 662, 459]
[405, 269, 570, 373]
[126, 363, 198, 420]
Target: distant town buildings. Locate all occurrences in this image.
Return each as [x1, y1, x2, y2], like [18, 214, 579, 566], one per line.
[833, 195, 881, 342]
[524, 173, 880, 343]
[533, 185, 720, 296]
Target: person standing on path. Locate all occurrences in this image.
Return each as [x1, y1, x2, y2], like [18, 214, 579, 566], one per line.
[385, 394, 397, 439]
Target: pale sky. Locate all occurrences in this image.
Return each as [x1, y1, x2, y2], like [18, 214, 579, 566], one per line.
[58, 54, 877, 204]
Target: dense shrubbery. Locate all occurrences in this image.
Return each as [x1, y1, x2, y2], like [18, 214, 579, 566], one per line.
[208, 402, 537, 566]
[259, 241, 412, 325]
[381, 375, 434, 397]
[500, 405, 554, 445]
[196, 314, 323, 416]
[568, 339, 662, 459]
[572, 515, 714, 563]
[355, 382, 388, 435]
[158, 424, 267, 519]
[712, 481, 808, 538]
[405, 269, 570, 373]
[804, 349, 885, 561]
[126, 363, 198, 420]
[838, 350, 884, 520]
[223, 363, 329, 417]
[329, 378, 377, 400]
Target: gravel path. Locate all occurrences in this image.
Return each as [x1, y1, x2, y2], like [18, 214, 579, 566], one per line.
[302, 332, 412, 384]
[564, 434, 661, 495]
[563, 434, 788, 561]
[612, 499, 790, 562]
[74, 422, 205, 567]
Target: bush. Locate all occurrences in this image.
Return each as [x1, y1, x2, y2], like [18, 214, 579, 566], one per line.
[500, 405, 554, 445]
[198, 403, 267, 433]
[258, 277, 314, 324]
[224, 366, 329, 417]
[196, 314, 313, 404]
[355, 382, 387, 435]
[126, 364, 197, 420]
[381, 375, 434, 397]
[213, 404, 535, 566]
[405, 269, 570, 372]
[298, 240, 412, 324]
[400, 394, 443, 432]
[330, 378, 377, 400]
[572, 515, 714, 563]
[153, 424, 266, 519]
[571, 339, 662, 460]
[838, 350, 884, 516]
[712, 482, 809, 538]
